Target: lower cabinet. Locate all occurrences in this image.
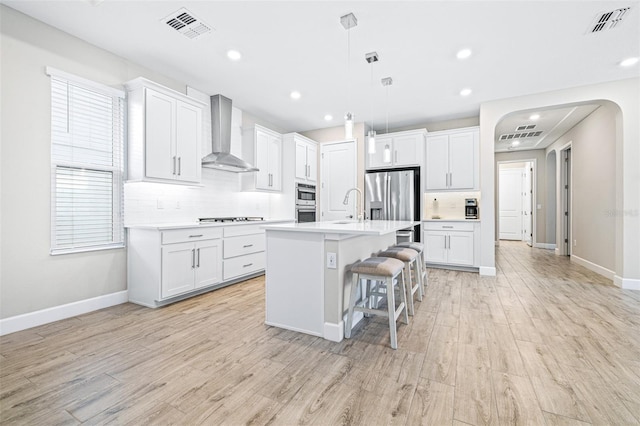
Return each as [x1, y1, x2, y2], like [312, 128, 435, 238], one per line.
[423, 221, 478, 267]
[128, 224, 266, 308]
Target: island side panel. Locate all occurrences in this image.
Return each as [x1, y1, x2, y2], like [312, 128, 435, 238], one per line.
[264, 230, 325, 337]
[323, 232, 396, 342]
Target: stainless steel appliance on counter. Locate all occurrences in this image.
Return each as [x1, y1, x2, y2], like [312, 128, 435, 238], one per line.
[295, 183, 317, 223]
[365, 167, 421, 242]
[465, 198, 479, 219]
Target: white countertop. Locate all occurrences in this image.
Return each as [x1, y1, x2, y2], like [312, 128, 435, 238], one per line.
[423, 218, 480, 222]
[126, 218, 295, 230]
[262, 220, 418, 236]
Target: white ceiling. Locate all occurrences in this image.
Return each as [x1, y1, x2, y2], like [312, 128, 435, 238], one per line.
[3, 1, 639, 137]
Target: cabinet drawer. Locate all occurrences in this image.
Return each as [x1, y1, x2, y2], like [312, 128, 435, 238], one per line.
[223, 252, 265, 280]
[162, 228, 222, 244]
[224, 233, 265, 259]
[223, 224, 265, 237]
[423, 222, 474, 232]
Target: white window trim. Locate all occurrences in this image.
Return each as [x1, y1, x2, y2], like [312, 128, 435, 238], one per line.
[48, 67, 126, 255]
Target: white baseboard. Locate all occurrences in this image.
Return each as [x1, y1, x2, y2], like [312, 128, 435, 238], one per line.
[614, 275, 640, 291]
[323, 320, 345, 342]
[534, 243, 556, 250]
[570, 255, 615, 280]
[0, 290, 128, 336]
[479, 266, 497, 276]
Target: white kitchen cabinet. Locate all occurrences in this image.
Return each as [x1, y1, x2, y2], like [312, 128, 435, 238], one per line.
[244, 125, 282, 191]
[161, 239, 222, 298]
[290, 133, 318, 183]
[425, 127, 478, 191]
[423, 221, 478, 267]
[366, 129, 426, 169]
[223, 225, 265, 280]
[125, 78, 204, 184]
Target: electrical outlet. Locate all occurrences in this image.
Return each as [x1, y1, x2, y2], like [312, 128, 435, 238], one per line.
[175, 201, 181, 209]
[157, 199, 164, 209]
[574, 239, 577, 247]
[326, 252, 337, 269]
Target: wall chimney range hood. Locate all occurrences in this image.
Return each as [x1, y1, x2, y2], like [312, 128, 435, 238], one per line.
[202, 94, 258, 173]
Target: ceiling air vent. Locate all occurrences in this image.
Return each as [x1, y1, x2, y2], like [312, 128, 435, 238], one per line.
[516, 124, 536, 131]
[588, 7, 631, 33]
[499, 131, 542, 141]
[162, 8, 212, 40]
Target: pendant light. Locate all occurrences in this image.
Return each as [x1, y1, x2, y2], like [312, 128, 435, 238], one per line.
[365, 51, 379, 154]
[382, 77, 393, 163]
[340, 13, 357, 140]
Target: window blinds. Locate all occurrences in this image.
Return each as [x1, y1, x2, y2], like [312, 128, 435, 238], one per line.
[48, 68, 125, 254]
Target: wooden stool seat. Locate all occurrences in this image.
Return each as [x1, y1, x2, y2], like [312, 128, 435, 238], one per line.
[395, 242, 427, 288]
[345, 257, 409, 349]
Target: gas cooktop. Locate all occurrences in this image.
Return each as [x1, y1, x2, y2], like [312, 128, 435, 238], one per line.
[198, 217, 264, 223]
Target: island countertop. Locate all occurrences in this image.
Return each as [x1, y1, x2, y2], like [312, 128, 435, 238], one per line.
[262, 220, 418, 236]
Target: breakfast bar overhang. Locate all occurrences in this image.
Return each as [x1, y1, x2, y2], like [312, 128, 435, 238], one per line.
[262, 220, 418, 342]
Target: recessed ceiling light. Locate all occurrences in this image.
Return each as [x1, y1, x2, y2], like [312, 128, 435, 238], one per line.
[324, 114, 333, 121]
[512, 140, 520, 146]
[619, 57, 639, 67]
[290, 91, 301, 100]
[529, 114, 540, 120]
[227, 50, 242, 61]
[459, 88, 472, 97]
[456, 48, 472, 60]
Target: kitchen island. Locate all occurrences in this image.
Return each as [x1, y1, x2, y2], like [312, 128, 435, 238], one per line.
[262, 220, 418, 342]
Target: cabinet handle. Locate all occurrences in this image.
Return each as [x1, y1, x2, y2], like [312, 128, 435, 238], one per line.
[196, 248, 200, 268]
[243, 263, 253, 268]
[177, 157, 181, 176]
[449, 172, 452, 187]
[444, 235, 447, 249]
[243, 244, 254, 248]
[191, 249, 195, 268]
[442, 226, 454, 229]
[173, 156, 177, 175]
[447, 235, 450, 249]
[189, 234, 203, 238]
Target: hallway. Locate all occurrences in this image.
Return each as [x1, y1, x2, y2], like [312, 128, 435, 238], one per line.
[1, 242, 639, 424]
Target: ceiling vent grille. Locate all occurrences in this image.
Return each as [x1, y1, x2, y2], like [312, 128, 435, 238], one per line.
[516, 124, 536, 131]
[499, 131, 543, 141]
[162, 8, 212, 40]
[589, 7, 630, 33]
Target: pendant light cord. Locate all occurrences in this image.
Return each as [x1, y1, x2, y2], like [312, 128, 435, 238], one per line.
[385, 83, 389, 134]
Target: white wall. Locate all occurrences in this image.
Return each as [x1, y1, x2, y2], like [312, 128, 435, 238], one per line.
[480, 78, 639, 288]
[546, 103, 617, 273]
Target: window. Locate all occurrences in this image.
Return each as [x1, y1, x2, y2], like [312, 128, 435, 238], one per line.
[47, 67, 125, 254]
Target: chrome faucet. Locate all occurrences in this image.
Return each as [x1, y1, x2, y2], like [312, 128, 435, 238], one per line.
[343, 187, 365, 222]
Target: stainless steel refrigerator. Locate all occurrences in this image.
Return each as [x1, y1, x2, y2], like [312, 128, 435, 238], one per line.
[365, 167, 421, 242]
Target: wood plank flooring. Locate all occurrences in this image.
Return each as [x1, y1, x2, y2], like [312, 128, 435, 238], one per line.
[2, 241, 640, 425]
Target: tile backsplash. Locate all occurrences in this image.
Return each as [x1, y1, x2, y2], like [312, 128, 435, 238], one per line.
[124, 168, 292, 225]
[423, 191, 480, 220]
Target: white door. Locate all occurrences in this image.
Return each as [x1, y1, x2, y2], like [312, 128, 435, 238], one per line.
[448, 232, 474, 266]
[424, 231, 448, 263]
[161, 242, 195, 298]
[448, 132, 475, 189]
[307, 144, 318, 183]
[367, 135, 392, 169]
[425, 135, 449, 190]
[294, 140, 307, 180]
[268, 135, 282, 191]
[195, 240, 222, 289]
[320, 140, 357, 221]
[499, 168, 523, 240]
[522, 163, 533, 246]
[175, 101, 201, 183]
[393, 134, 420, 166]
[145, 88, 175, 180]
[255, 129, 271, 189]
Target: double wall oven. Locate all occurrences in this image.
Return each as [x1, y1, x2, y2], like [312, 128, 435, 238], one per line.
[295, 183, 316, 223]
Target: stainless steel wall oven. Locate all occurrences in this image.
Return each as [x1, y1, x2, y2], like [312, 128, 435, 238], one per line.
[295, 183, 316, 223]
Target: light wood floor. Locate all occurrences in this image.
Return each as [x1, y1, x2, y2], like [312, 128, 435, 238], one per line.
[2, 241, 640, 425]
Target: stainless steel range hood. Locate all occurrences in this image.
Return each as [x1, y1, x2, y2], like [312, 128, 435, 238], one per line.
[201, 94, 258, 173]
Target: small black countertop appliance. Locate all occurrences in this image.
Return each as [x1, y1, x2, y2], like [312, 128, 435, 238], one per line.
[465, 198, 478, 219]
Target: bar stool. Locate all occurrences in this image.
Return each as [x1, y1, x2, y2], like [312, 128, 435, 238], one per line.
[345, 257, 409, 349]
[378, 247, 423, 316]
[395, 242, 427, 289]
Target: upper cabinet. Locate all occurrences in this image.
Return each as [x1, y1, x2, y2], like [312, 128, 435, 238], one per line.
[366, 129, 426, 169]
[125, 78, 205, 185]
[285, 133, 317, 183]
[243, 124, 282, 191]
[425, 127, 479, 191]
